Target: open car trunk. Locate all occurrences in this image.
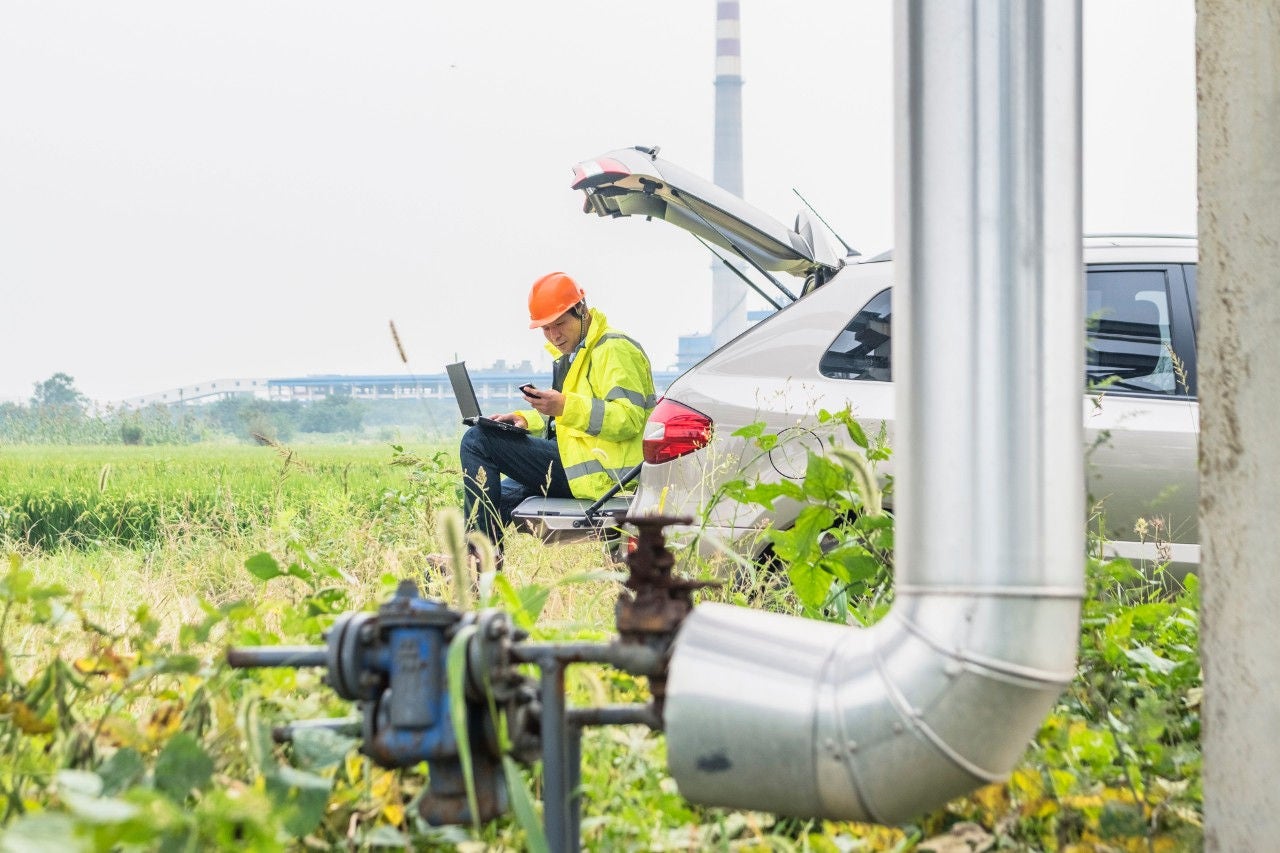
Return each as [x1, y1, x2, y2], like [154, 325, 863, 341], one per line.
[571, 146, 844, 286]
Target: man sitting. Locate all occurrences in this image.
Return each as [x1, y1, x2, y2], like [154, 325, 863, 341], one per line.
[435, 271, 656, 573]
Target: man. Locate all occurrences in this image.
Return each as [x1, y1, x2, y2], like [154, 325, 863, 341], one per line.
[446, 271, 655, 570]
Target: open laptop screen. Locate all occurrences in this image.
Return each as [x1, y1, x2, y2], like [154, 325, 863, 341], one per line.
[445, 362, 529, 435]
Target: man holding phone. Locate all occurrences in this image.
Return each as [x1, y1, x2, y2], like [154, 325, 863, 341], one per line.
[436, 271, 656, 571]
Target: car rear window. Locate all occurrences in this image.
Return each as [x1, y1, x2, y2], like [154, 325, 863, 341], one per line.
[819, 288, 892, 381]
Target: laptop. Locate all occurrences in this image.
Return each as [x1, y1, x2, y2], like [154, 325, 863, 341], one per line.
[446, 362, 530, 435]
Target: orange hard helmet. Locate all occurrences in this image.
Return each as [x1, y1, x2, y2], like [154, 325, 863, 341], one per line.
[528, 272, 586, 328]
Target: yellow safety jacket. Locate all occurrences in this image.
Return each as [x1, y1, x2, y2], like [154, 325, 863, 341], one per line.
[516, 309, 656, 499]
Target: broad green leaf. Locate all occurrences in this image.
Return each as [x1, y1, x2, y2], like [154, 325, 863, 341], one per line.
[492, 574, 550, 630]
[774, 505, 838, 563]
[154, 732, 214, 803]
[827, 551, 883, 585]
[28, 582, 70, 602]
[1099, 801, 1147, 837]
[767, 527, 802, 563]
[802, 453, 848, 501]
[360, 825, 413, 847]
[858, 513, 894, 532]
[56, 769, 104, 797]
[243, 702, 275, 775]
[127, 654, 201, 685]
[1047, 767, 1079, 797]
[98, 749, 145, 796]
[285, 562, 315, 582]
[305, 586, 351, 616]
[266, 766, 332, 837]
[1129, 601, 1174, 629]
[244, 552, 282, 581]
[319, 563, 357, 584]
[286, 540, 318, 568]
[0, 566, 35, 603]
[729, 479, 805, 509]
[845, 418, 869, 449]
[61, 790, 140, 824]
[270, 763, 332, 788]
[1124, 645, 1179, 675]
[0, 812, 81, 852]
[515, 581, 551, 625]
[787, 561, 832, 610]
[1067, 724, 1118, 770]
[290, 726, 359, 771]
[732, 422, 767, 439]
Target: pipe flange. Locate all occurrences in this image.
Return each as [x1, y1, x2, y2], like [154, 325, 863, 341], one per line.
[326, 611, 377, 701]
[467, 609, 525, 703]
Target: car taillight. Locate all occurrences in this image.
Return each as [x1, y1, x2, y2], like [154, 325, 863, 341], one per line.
[643, 398, 713, 464]
[570, 157, 631, 189]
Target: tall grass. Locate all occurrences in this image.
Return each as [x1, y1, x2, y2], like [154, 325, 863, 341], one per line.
[0, 445, 436, 549]
[0, 443, 659, 850]
[0, 443, 1202, 851]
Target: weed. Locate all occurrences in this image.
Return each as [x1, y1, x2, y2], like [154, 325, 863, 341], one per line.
[0, 442, 1203, 850]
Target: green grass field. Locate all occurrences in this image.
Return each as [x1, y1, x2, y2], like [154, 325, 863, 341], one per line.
[0, 444, 422, 548]
[0, 443, 1204, 851]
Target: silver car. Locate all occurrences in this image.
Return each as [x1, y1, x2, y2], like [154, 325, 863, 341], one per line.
[569, 147, 1200, 572]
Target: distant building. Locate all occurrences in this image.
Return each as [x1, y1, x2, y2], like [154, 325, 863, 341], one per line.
[677, 334, 714, 371]
[677, 307, 774, 372]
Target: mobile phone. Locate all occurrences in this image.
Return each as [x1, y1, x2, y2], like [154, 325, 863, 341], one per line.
[520, 383, 540, 397]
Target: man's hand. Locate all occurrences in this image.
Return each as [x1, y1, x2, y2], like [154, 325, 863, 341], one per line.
[492, 412, 529, 430]
[522, 386, 566, 417]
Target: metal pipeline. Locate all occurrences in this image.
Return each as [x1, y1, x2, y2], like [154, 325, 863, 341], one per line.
[664, 0, 1084, 824]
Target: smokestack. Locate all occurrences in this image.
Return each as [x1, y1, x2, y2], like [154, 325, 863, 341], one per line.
[711, 0, 748, 347]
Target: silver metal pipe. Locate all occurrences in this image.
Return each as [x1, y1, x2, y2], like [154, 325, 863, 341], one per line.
[664, 0, 1083, 824]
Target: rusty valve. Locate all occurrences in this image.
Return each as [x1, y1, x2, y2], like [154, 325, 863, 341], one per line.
[616, 515, 720, 713]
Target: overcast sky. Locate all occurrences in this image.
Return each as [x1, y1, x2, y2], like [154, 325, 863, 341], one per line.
[0, 1, 1196, 404]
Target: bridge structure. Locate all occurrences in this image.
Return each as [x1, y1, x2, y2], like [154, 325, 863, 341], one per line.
[118, 367, 684, 409]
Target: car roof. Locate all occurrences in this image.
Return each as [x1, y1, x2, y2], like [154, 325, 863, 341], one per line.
[1083, 233, 1197, 249]
[852, 234, 1198, 266]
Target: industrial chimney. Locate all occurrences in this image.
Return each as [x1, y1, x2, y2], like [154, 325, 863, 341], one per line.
[710, 0, 749, 347]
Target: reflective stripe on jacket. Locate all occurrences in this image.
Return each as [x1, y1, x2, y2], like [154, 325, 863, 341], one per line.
[516, 309, 656, 499]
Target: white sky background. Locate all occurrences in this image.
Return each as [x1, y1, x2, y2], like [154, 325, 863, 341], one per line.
[0, 1, 1196, 404]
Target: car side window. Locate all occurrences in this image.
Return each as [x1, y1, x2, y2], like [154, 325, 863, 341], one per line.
[1086, 269, 1179, 396]
[820, 288, 892, 381]
[821, 268, 1187, 394]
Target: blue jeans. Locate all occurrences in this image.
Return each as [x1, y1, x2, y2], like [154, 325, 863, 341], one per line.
[459, 425, 572, 550]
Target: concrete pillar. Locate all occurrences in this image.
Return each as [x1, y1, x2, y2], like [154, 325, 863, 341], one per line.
[1196, 2, 1280, 846]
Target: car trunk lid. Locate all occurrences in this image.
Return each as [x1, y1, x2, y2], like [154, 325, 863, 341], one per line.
[571, 146, 843, 281]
